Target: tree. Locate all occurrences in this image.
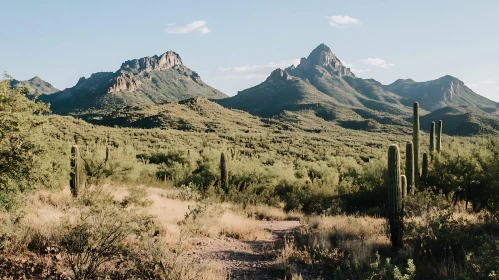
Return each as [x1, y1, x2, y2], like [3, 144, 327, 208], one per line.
[0, 80, 49, 210]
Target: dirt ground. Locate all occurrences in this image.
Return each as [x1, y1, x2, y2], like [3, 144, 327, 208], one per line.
[185, 220, 301, 279]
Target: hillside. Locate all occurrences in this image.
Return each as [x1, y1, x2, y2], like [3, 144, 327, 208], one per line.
[10, 76, 59, 95]
[420, 105, 499, 136]
[84, 96, 268, 134]
[385, 75, 497, 111]
[40, 51, 226, 114]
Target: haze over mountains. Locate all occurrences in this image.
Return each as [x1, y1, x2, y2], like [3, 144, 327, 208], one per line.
[11, 43, 499, 135]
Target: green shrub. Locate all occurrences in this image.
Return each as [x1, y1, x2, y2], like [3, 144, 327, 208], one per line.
[0, 81, 54, 211]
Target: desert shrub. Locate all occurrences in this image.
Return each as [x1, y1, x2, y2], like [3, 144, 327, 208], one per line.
[405, 207, 499, 278]
[146, 151, 192, 186]
[426, 145, 478, 206]
[189, 158, 217, 191]
[277, 159, 387, 215]
[470, 140, 499, 217]
[0, 209, 31, 254]
[226, 183, 281, 207]
[367, 253, 416, 280]
[125, 236, 228, 280]
[339, 159, 387, 214]
[403, 188, 450, 217]
[464, 239, 499, 279]
[139, 151, 190, 166]
[58, 206, 154, 279]
[425, 140, 499, 218]
[81, 145, 142, 186]
[276, 226, 413, 279]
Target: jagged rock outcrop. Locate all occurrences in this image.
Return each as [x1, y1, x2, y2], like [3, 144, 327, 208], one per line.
[266, 69, 293, 84]
[108, 72, 141, 93]
[121, 51, 183, 72]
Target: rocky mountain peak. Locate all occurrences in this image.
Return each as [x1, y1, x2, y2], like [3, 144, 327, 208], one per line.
[266, 68, 293, 84]
[296, 44, 355, 77]
[120, 51, 183, 73]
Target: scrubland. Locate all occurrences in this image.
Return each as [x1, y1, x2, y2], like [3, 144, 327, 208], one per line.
[1, 80, 499, 279]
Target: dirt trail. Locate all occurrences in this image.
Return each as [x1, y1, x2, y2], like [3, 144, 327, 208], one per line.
[186, 220, 300, 279]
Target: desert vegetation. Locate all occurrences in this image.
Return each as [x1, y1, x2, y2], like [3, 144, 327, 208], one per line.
[2, 78, 499, 280]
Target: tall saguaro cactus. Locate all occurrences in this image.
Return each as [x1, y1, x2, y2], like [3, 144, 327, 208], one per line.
[388, 145, 403, 251]
[405, 142, 415, 196]
[422, 153, 429, 187]
[430, 122, 435, 156]
[437, 120, 443, 154]
[413, 102, 420, 189]
[401, 175, 407, 199]
[220, 152, 229, 194]
[70, 145, 80, 198]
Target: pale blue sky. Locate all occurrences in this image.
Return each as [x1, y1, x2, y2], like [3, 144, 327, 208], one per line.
[1, 0, 499, 100]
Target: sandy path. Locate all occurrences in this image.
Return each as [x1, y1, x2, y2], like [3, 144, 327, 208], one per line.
[185, 220, 300, 279]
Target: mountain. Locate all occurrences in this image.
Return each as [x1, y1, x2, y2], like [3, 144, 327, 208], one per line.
[41, 51, 226, 114]
[217, 44, 410, 128]
[10, 76, 59, 95]
[384, 75, 497, 111]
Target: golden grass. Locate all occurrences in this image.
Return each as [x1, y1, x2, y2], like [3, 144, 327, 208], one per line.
[240, 204, 303, 221]
[294, 215, 390, 268]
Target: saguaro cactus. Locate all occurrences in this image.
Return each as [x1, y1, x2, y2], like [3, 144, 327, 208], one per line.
[70, 145, 80, 197]
[105, 146, 110, 163]
[401, 175, 407, 199]
[388, 145, 403, 251]
[422, 152, 429, 186]
[413, 102, 420, 189]
[430, 122, 435, 156]
[405, 142, 415, 196]
[437, 120, 443, 154]
[220, 152, 229, 193]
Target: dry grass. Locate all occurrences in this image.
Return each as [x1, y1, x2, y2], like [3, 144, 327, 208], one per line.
[181, 203, 272, 241]
[240, 204, 303, 221]
[301, 215, 390, 266]
[0, 185, 276, 279]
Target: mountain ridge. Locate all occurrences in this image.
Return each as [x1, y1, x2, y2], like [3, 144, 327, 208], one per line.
[40, 51, 226, 114]
[10, 76, 59, 95]
[384, 75, 497, 111]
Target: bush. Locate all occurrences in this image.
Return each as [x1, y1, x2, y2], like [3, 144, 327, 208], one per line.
[59, 205, 153, 279]
[0, 80, 52, 210]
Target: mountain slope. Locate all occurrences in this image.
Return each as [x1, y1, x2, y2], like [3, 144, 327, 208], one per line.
[385, 75, 497, 111]
[218, 69, 341, 117]
[420, 106, 499, 136]
[218, 44, 410, 124]
[10, 76, 59, 95]
[41, 51, 226, 114]
[83, 96, 266, 134]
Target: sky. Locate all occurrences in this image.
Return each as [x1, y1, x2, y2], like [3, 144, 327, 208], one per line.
[1, 0, 499, 100]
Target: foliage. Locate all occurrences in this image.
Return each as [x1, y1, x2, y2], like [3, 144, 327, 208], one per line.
[58, 205, 153, 279]
[0, 80, 56, 210]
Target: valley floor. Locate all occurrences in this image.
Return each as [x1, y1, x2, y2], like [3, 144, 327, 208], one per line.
[0, 185, 306, 279]
[0, 220, 301, 280]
